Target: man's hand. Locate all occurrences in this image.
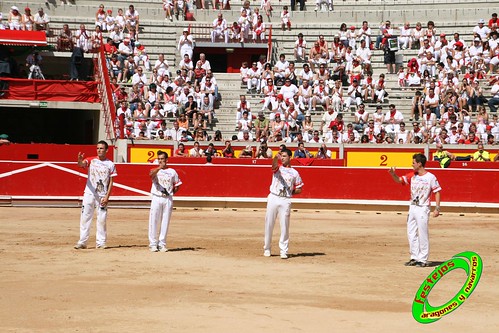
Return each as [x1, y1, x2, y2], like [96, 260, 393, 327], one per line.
[388, 166, 397, 175]
[433, 209, 440, 218]
[77, 152, 86, 167]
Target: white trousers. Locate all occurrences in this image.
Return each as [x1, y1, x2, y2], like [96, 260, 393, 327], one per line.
[78, 192, 108, 247]
[264, 193, 291, 255]
[407, 205, 430, 263]
[148, 195, 174, 248]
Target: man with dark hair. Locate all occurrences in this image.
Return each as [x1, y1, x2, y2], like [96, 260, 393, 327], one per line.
[388, 153, 442, 267]
[263, 148, 304, 259]
[148, 150, 182, 252]
[75, 140, 117, 250]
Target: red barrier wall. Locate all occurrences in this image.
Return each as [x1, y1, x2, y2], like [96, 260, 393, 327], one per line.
[0, 144, 114, 162]
[1, 161, 497, 203]
[0, 78, 100, 102]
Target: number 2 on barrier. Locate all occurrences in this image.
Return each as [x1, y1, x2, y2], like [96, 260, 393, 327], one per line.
[380, 154, 388, 166]
[147, 150, 156, 163]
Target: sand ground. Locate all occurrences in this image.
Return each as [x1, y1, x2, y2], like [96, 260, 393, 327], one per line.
[0, 207, 497, 332]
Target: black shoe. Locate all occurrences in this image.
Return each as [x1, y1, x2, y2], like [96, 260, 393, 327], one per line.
[415, 261, 430, 267]
[404, 259, 418, 266]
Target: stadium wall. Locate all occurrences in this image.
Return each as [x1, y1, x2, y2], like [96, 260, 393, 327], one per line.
[0, 160, 497, 211]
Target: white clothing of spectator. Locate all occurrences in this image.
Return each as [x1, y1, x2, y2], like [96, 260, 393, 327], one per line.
[211, 14, 229, 44]
[473, 19, 490, 40]
[33, 7, 50, 31]
[178, 28, 194, 60]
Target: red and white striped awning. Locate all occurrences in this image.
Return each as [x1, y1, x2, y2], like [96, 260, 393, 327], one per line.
[0, 30, 47, 46]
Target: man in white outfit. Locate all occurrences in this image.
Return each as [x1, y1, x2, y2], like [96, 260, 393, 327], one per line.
[148, 150, 182, 252]
[178, 28, 194, 60]
[389, 153, 442, 267]
[211, 13, 229, 43]
[74, 141, 117, 250]
[264, 148, 304, 259]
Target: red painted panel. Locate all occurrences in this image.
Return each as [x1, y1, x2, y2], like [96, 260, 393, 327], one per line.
[1, 161, 498, 203]
[0, 144, 114, 162]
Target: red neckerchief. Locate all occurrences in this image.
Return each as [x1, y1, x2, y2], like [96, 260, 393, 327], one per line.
[390, 110, 396, 117]
[241, 101, 246, 108]
[283, 10, 288, 15]
[314, 45, 320, 52]
[257, 22, 261, 28]
[217, 18, 223, 25]
[319, 85, 324, 93]
[298, 39, 303, 46]
[426, 114, 431, 120]
[319, 40, 326, 47]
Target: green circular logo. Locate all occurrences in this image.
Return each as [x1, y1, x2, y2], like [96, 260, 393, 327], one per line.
[412, 251, 483, 324]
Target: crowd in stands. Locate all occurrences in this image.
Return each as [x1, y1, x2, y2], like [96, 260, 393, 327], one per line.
[4, 1, 498, 152]
[0, 6, 50, 31]
[234, 14, 499, 146]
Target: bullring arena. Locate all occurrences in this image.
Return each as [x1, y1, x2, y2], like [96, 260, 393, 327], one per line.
[1, 0, 499, 331]
[0, 207, 498, 332]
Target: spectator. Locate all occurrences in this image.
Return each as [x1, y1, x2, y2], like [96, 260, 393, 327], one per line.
[488, 77, 499, 113]
[222, 141, 235, 158]
[115, 8, 126, 31]
[473, 19, 490, 40]
[95, 4, 107, 31]
[163, 0, 174, 22]
[109, 25, 124, 46]
[154, 54, 170, 78]
[8, 7, 22, 31]
[252, 14, 266, 43]
[312, 79, 329, 111]
[125, 5, 140, 37]
[345, 79, 362, 109]
[294, 33, 307, 62]
[57, 24, 74, 52]
[174, 143, 187, 156]
[294, 142, 313, 158]
[280, 6, 291, 31]
[211, 13, 229, 43]
[472, 143, 490, 161]
[105, 9, 115, 32]
[33, 7, 49, 32]
[22, 7, 34, 31]
[280, 78, 299, 100]
[213, 130, 223, 142]
[91, 25, 103, 51]
[316, 144, 332, 159]
[246, 61, 261, 94]
[108, 54, 123, 82]
[237, 10, 251, 43]
[199, 95, 214, 127]
[178, 28, 194, 59]
[357, 21, 372, 46]
[256, 140, 273, 158]
[189, 141, 205, 157]
[236, 95, 252, 123]
[133, 42, 150, 71]
[254, 111, 270, 141]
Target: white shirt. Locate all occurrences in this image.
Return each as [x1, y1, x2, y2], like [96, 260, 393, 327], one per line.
[83, 157, 117, 198]
[150, 168, 182, 196]
[269, 165, 303, 198]
[402, 171, 441, 207]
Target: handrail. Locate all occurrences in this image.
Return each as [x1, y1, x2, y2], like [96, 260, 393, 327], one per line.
[93, 43, 120, 140]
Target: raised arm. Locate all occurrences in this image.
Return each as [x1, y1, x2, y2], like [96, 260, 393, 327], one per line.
[388, 167, 402, 183]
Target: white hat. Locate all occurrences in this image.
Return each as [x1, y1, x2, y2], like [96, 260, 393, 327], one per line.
[474, 37, 481, 42]
[478, 18, 485, 24]
[183, 28, 189, 32]
[11, 6, 19, 11]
